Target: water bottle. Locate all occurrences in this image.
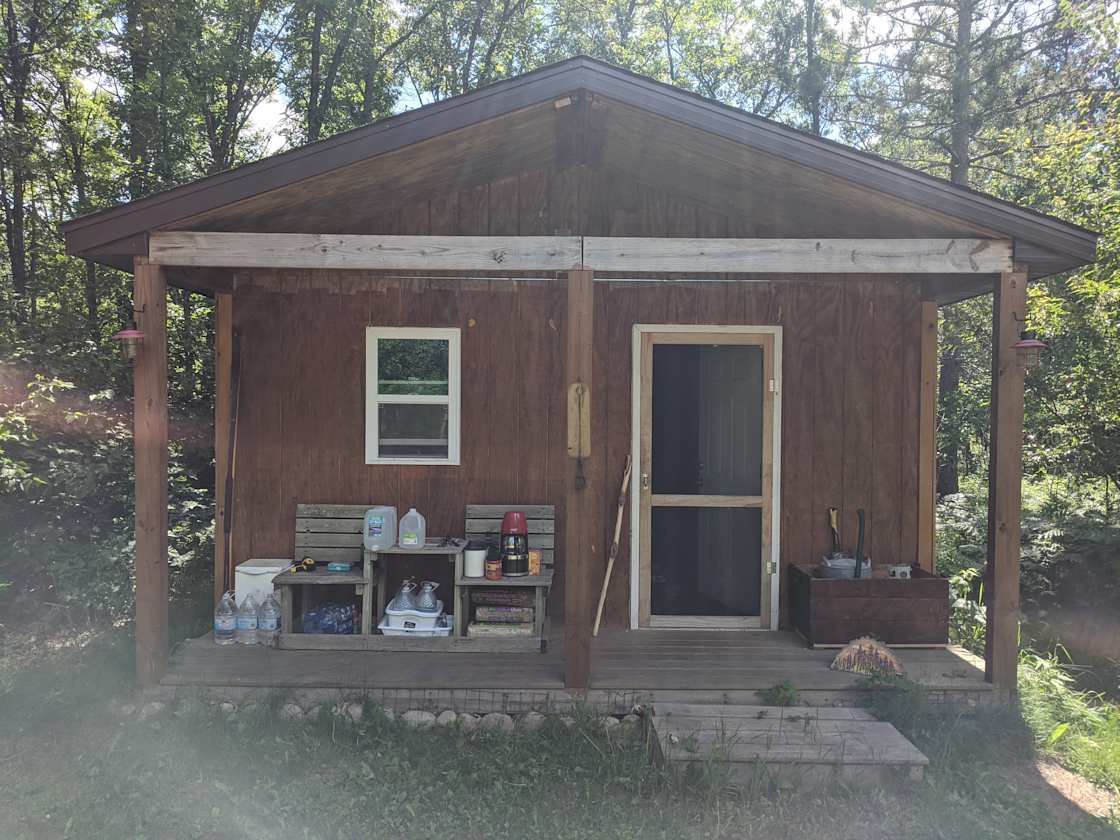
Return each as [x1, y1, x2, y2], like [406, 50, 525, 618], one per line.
[398, 507, 426, 547]
[236, 593, 259, 644]
[214, 591, 236, 645]
[257, 593, 281, 645]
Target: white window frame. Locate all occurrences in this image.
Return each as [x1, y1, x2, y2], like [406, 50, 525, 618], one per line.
[365, 327, 461, 465]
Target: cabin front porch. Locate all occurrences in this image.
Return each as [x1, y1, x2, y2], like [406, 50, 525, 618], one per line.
[159, 627, 1002, 713]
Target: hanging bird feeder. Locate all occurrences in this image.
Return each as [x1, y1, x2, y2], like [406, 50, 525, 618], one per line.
[1012, 331, 1047, 371]
[112, 324, 145, 363]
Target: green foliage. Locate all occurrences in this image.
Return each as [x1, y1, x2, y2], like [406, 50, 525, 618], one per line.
[756, 679, 799, 706]
[0, 372, 213, 625]
[1019, 647, 1120, 792]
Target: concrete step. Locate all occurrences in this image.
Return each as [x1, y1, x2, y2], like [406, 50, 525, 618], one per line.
[648, 702, 928, 787]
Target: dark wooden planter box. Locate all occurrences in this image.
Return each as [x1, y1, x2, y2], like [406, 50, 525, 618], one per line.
[789, 565, 949, 647]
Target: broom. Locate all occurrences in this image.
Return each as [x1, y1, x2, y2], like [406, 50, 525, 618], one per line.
[830, 636, 904, 677]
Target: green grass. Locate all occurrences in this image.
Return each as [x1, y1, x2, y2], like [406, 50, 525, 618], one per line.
[1019, 648, 1120, 792]
[1, 635, 1117, 839]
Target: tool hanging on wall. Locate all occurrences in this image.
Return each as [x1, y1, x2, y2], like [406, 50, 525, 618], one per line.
[567, 381, 591, 488]
[222, 330, 242, 595]
[593, 454, 633, 636]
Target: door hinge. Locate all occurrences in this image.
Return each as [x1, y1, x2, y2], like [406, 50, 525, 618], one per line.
[769, 379, 780, 394]
[770, 559, 778, 574]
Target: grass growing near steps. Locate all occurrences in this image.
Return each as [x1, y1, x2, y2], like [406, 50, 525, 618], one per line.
[1019, 649, 1120, 792]
[2, 638, 1118, 839]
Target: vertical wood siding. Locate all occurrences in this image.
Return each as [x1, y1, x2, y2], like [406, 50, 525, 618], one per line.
[227, 165, 923, 628]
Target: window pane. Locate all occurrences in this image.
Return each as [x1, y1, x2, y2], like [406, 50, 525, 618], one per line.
[378, 338, 449, 395]
[651, 506, 761, 616]
[652, 344, 763, 495]
[379, 403, 449, 458]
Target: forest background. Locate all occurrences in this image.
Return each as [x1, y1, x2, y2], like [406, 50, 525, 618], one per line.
[1, 0, 1119, 694]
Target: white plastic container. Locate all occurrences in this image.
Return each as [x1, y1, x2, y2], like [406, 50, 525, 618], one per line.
[363, 506, 397, 552]
[398, 507, 426, 548]
[235, 558, 290, 606]
[464, 547, 487, 578]
[378, 614, 451, 637]
[382, 600, 443, 631]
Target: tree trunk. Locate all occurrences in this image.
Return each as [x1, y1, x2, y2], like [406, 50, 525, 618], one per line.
[803, 0, 822, 136]
[181, 288, 194, 401]
[307, 3, 324, 141]
[125, 0, 155, 199]
[937, 349, 962, 495]
[949, 0, 975, 185]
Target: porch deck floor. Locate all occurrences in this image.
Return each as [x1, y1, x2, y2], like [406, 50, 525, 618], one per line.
[163, 629, 994, 707]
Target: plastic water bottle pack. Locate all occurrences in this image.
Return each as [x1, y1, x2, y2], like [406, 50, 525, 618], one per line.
[302, 603, 358, 635]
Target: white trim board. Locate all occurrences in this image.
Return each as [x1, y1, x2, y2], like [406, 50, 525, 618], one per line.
[629, 324, 783, 631]
[365, 326, 461, 465]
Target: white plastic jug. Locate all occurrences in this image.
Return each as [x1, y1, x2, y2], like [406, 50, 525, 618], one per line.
[363, 506, 397, 552]
[398, 507, 426, 547]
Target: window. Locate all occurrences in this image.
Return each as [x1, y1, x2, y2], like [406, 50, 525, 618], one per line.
[365, 327, 460, 464]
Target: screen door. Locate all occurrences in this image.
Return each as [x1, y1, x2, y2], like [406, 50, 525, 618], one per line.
[637, 331, 775, 629]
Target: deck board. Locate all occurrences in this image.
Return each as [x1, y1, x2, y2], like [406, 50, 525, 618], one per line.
[164, 629, 990, 698]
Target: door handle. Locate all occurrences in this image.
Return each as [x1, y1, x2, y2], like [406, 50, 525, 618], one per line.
[640, 472, 650, 491]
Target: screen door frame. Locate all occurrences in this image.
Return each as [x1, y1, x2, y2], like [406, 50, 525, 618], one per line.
[629, 324, 783, 630]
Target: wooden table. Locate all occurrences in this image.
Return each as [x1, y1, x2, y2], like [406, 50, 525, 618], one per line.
[453, 568, 554, 642]
[370, 538, 468, 624]
[274, 560, 374, 634]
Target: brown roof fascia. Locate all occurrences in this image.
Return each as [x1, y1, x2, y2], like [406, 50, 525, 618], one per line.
[63, 56, 1097, 273]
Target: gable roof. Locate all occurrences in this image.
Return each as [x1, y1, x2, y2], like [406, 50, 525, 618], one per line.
[62, 56, 1097, 277]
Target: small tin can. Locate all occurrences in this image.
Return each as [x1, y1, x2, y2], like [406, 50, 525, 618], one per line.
[528, 548, 542, 576]
[484, 546, 503, 581]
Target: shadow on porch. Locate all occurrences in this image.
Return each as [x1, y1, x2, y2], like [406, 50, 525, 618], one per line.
[160, 629, 1000, 713]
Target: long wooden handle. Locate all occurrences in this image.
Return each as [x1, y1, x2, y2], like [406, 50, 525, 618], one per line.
[593, 454, 633, 637]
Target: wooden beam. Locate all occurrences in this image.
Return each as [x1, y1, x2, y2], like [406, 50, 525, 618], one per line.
[917, 300, 938, 573]
[151, 232, 1014, 275]
[584, 237, 1012, 274]
[150, 232, 583, 271]
[133, 257, 169, 687]
[565, 268, 595, 690]
[985, 268, 1028, 692]
[213, 293, 233, 608]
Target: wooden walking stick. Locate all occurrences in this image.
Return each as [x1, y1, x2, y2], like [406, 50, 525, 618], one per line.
[593, 454, 633, 636]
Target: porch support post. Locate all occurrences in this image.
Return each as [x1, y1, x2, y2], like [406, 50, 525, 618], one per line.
[133, 257, 169, 686]
[917, 300, 938, 572]
[565, 268, 595, 690]
[985, 267, 1028, 692]
[213, 292, 233, 607]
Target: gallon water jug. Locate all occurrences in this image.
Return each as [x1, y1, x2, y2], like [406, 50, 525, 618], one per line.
[398, 507, 426, 548]
[236, 593, 259, 644]
[363, 506, 397, 552]
[257, 593, 281, 645]
[214, 591, 236, 645]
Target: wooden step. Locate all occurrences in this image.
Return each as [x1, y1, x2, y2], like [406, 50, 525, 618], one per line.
[649, 702, 928, 788]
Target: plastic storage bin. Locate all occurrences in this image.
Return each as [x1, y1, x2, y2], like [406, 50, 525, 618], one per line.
[382, 600, 444, 630]
[378, 614, 451, 637]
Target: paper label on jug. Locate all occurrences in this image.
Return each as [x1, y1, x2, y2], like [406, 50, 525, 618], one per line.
[215, 616, 236, 632]
[367, 517, 384, 536]
[400, 531, 419, 546]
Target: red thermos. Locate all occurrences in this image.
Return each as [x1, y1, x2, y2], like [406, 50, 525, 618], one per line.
[500, 511, 529, 576]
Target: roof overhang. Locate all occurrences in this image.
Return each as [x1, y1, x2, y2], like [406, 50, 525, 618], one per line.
[62, 56, 1097, 285]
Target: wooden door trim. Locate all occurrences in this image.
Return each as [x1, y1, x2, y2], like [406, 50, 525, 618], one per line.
[629, 324, 783, 631]
[652, 494, 764, 508]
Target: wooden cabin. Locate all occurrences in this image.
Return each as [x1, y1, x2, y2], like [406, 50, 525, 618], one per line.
[63, 58, 1097, 705]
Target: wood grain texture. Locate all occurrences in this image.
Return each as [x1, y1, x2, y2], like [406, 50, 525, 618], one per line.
[213, 293, 233, 606]
[133, 258, 169, 686]
[565, 269, 595, 689]
[152, 231, 582, 271]
[986, 270, 1028, 691]
[583, 237, 1012, 274]
[917, 299, 938, 572]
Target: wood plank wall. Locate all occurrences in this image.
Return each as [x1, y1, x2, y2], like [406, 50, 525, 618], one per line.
[227, 165, 923, 628]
